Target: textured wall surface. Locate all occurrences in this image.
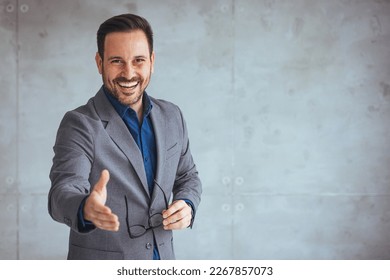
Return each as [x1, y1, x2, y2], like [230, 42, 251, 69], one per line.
[1, 0, 390, 259]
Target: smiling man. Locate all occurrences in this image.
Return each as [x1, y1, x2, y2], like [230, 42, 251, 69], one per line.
[97, 30, 153, 118]
[48, 14, 202, 260]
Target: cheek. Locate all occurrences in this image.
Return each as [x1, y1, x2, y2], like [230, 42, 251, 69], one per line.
[141, 67, 152, 80]
[103, 69, 118, 82]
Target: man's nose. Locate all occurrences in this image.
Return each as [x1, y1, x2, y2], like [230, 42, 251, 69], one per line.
[122, 63, 136, 79]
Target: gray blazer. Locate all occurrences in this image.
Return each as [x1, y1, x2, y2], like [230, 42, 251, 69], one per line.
[48, 87, 202, 260]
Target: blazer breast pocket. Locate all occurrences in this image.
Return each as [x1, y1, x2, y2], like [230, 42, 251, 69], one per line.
[166, 142, 179, 160]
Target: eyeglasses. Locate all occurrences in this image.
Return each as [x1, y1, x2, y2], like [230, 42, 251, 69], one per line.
[125, 180, 169, 239]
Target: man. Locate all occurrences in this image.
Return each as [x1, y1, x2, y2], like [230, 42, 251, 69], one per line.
[48, 13, 202, 260]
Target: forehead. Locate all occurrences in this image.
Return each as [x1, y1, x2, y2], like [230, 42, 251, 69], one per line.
[104, 30, 150, 56]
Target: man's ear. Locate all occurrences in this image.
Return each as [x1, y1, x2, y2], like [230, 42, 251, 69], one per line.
[95, 52, 103, 74]
[150, 51, 155, 74]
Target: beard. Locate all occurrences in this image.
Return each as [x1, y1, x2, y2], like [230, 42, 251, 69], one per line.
[110, 76, 144, 106]
[101, 68, 152, 107]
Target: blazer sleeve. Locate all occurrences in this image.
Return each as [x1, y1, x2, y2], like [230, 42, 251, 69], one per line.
[171, 107, 202, 224]
[48, 110, 95, 233]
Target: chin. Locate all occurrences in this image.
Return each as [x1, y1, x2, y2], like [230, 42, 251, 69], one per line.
[120, 93, 143, 107]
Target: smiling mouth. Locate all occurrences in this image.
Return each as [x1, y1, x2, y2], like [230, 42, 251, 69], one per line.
[117, 81, 139, 90]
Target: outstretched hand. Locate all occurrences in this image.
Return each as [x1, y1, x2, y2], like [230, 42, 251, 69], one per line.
[83, 169, 120, 231]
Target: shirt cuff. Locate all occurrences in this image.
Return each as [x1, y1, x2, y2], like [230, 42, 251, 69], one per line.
[77, 197, 96, 233]
[182, 199, 195, 228]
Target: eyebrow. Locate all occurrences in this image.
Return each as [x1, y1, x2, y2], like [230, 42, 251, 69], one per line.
[134, 55, 148, 60]
[107, 55, 148, 61]
[107, 56, 123, 61]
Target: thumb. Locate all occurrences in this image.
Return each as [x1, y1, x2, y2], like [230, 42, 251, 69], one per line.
[94, 169, 110, 194]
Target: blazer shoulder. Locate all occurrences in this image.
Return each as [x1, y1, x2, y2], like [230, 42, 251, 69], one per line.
[73, 96, 100, 120]
[150, 97, 182, 117]
[55, 98, 105, 149]
[60, 94, 102, 125]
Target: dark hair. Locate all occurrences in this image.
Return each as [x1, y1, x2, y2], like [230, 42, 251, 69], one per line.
[97, 13, 153, 58]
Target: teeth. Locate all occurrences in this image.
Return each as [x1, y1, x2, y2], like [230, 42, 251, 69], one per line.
[118, 81, 138, 88]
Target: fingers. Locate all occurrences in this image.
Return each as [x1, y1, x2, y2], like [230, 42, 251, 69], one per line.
[162, 200, 192, 230]
[92, 212, 120, 232]
[84, 192, 120, 231]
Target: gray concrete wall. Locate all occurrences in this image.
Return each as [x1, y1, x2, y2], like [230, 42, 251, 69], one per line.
[1, 0, 390, 259]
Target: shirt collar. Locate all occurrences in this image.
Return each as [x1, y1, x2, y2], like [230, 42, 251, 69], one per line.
[103, 86, 153, 119]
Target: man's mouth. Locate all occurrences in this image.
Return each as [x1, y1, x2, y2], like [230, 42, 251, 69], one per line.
[117, 81, 139, 89]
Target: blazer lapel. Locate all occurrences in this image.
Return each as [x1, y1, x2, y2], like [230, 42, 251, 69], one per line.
[93, 88, 150, 197]
[149, 99, 169, 205]
[150, 102, 166, 185]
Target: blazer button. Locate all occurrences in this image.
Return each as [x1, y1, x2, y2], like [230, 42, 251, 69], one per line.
[146, 242, 152, 250]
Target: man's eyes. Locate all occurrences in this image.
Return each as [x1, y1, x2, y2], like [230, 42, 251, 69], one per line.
[110, 59, 123, 64]
[135, 58, 146, 64]
[109, 58, 146, 65]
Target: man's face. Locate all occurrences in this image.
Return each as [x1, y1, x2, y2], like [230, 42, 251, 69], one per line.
[95, 30, 154, 108]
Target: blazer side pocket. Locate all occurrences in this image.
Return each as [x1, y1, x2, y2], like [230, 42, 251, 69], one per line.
[68, 243, 124, 260]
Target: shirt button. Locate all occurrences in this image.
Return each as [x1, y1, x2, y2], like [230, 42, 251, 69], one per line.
[144, 157, 148, 162]
[146, 243, 152, 250]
